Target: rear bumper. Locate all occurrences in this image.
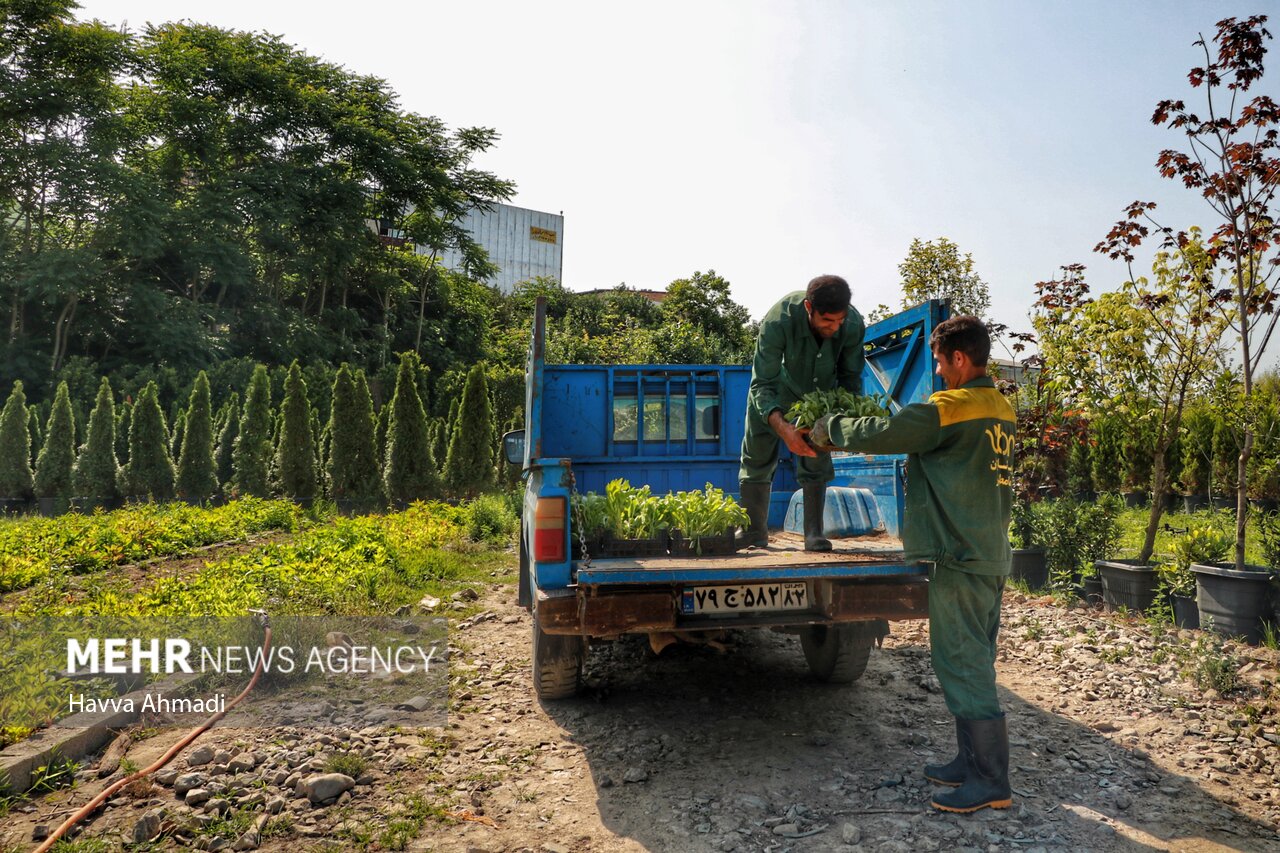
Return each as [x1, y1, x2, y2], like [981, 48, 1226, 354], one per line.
[536, 575, 929, 636]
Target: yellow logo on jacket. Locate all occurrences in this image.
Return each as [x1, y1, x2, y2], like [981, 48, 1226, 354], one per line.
[985, 423, 1014, 487]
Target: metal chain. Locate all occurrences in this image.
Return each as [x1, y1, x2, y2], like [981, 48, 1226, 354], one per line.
[567, 467, 592, 567]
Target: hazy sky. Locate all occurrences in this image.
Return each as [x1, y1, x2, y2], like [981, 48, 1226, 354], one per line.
[76, 0, 1276, 337]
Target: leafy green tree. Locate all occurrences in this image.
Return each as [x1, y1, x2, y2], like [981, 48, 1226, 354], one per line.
[327, 365, 382, 501]
[232, 366, 272, 497]
[120, 382, 175, 500]
[444, 363, 494, 498]
[176, 372, 217, 500]
[1096, 16, 1280, 567]
[1031, 244, 1227, 562]
[73, 377, 119, 498]
[898, 237, 991, 318]
[0, 0, 134, 379]
[273, 362, 316, 499]
[661, 270, 754, 358]
[34, 382, 75, 498]
[214, 393, 239, 494]
[0, 382, 34, 499]
[384, 352, 436, 502]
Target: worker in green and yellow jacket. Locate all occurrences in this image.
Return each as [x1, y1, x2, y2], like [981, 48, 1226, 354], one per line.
[810, 315, 1014, 814]
[739, 275, 865, 551]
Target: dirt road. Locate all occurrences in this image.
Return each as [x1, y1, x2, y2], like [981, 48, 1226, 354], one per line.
[5, 581, 1280, 852]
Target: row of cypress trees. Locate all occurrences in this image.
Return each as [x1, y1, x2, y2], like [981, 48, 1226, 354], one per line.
[0, 353, 502, 507]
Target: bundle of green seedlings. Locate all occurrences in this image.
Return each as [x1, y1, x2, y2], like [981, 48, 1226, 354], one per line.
[572, 480, 748, 545]
[787, 389, 890, 430]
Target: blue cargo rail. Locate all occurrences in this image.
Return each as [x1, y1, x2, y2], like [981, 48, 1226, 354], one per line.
[507, 296, 949, 699]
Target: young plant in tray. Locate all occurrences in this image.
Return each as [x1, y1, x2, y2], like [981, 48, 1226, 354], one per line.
[662, 484, 750, 554]
[787, 389, 890, 430]
[602, 479, 667, 540]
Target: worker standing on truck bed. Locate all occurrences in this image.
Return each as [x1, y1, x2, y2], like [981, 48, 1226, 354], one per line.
[739, 274, 865, 552]
[809, 315, 1015, 814]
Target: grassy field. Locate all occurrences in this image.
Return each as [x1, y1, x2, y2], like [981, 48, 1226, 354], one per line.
[1113, 505, 1266, 565]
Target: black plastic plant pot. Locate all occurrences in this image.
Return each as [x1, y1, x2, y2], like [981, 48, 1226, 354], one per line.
[1010, 547, 1049, 590]
[0, 497, 29, 516]
[37, 496, 70, 517]
[1081, 576, 1104, 605]
[1191, 562, 1276, 645]
[1210, 496, 1236, 512]
[598, 533, 669, 558]
[1182, 494, 1209, 514]
[1170, 594, 1200, 630]
[1096, 559, 1159, 613]
[1122, 492, 1149, 509]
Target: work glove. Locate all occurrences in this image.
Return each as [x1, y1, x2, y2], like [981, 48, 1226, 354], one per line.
[810, 414, 835, 449]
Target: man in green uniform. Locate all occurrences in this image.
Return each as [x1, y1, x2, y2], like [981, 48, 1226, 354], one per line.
[810, 315, 1014, 814]
[739, 275, 865, 552]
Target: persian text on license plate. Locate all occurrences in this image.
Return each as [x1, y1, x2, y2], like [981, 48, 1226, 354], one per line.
[680, 582, 808, 615]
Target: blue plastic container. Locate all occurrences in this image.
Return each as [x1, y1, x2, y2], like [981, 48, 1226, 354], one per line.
[782, 486, 883, 537]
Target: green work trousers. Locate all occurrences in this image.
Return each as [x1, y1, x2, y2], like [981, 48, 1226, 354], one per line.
[929, 563, 1005, 720]
[738, 412, 833, 485]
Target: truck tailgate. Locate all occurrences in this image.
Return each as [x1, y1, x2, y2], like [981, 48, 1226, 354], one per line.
[538, 533, 928, 636]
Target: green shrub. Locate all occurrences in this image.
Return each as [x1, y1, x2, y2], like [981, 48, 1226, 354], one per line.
[443, 363, 494, 499]
[176, 372, 218, 500]
[1179, 404, 1213, 493]
[466, 494, 517, 543]
[233, 366, 273, 498]
[33, 382, 75, 499]
[327, 366, 382, 501]
[384, 352, 436, 503]
[73, 377, 119, 499]
[120, 382, 175, 500]
[1031, 496, 1122, 585]
[273, 362, 316, 499]
[26, 405, 40, 467]
[0, 382, 34, 499]
[1091, 415, 1124, 494]
[169, 409, 186, 459]
[214, 393, 239, 495]
[115, 400, 131, 467]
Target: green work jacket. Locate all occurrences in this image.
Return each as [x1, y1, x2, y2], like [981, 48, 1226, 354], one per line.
[827, 376, 1015, 576]
[746, 291, 865, 423]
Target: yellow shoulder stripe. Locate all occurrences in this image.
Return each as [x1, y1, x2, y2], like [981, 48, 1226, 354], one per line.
[929, 387, 1016, 427]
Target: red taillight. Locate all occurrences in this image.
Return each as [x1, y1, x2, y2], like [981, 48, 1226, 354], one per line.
[533, 497, 567, 562]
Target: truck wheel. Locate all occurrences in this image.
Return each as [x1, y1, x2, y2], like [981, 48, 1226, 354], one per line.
[532, 617, 585, 700]
[800, 624, 874, 683]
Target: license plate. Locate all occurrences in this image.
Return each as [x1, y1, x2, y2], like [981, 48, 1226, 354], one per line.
[680, 582, 808, 615]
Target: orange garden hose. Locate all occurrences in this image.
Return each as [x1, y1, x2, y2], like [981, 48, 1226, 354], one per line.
[34, 615, 272, 852]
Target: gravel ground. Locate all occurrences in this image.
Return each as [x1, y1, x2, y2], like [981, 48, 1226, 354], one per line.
[4, 583, 1279, 853]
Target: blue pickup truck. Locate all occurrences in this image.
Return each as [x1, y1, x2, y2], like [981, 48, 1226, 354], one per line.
[503, 297, 949, 699]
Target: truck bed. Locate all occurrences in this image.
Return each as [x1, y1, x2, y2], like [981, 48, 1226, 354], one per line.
[574, 532, 919, 586]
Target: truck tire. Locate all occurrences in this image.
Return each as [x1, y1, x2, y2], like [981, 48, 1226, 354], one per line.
[532, 617, 585, 700]
[800, 623, 875, 683]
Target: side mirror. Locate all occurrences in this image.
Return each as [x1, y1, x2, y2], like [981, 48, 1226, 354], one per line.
[502, 430, 526, 465]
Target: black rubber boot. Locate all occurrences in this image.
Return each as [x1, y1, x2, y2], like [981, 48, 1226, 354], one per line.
[923, 717, 967, 787]
[802, 482, 832, 552]
[738, 481, 771, 548]
[930, 715, 1012, 813]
